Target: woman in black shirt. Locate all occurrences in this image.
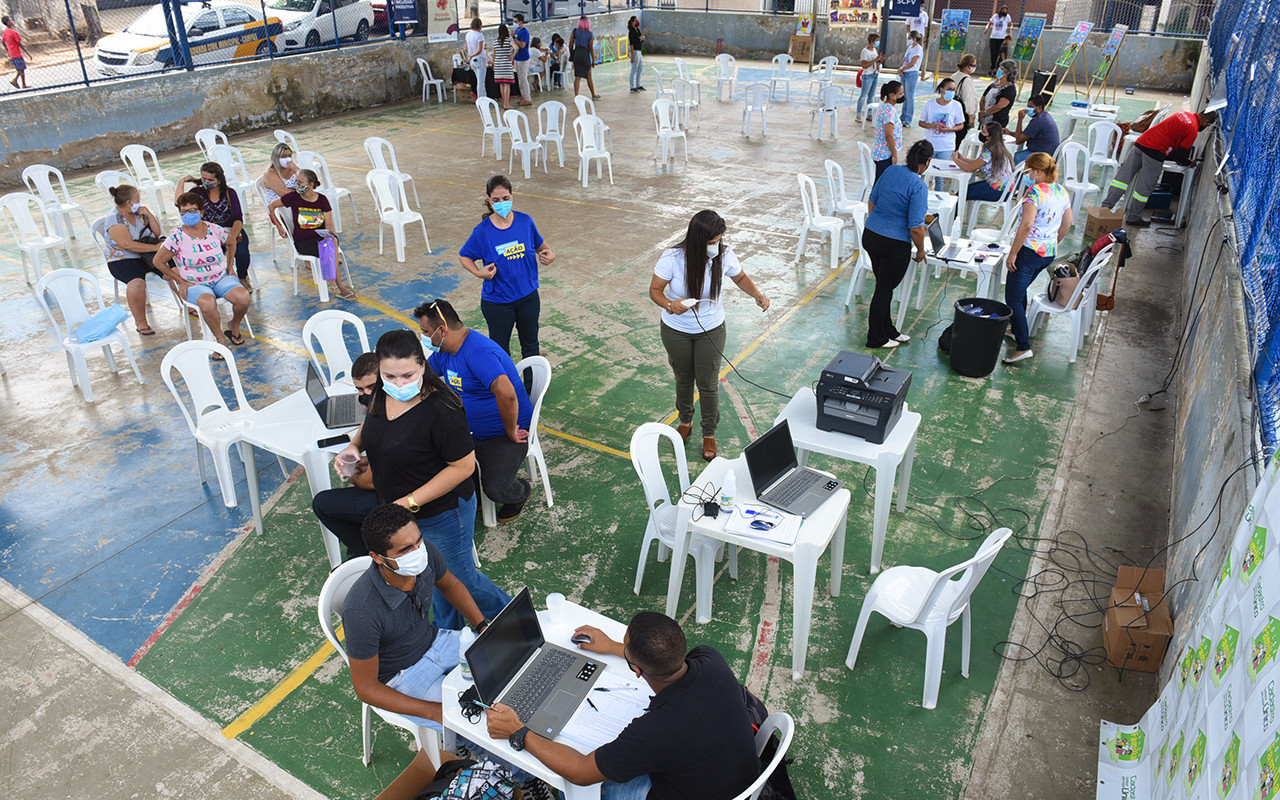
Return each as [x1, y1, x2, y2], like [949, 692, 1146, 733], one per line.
[627, 16, 645, 93]
[176, 162, 251, 290]
[337, 329, 511, 630]
[978, 59, 1018, 129]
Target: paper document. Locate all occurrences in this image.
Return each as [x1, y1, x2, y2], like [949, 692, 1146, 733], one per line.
[556, 672, 653, 753]
[722, 505, 801, 546]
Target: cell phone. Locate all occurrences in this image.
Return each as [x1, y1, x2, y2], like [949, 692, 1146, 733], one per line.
[317, 433, 351, 448]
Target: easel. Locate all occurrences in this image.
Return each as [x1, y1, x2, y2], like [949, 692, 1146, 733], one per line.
[1011, 14, 1046, 84]
[1041, 21, 1093, 108]
[1083, 26, 1127, 106]
[932, 8, 970, 84]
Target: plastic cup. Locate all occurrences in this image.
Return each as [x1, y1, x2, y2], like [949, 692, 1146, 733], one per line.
[336, 452, 359, 479]
[546, 592, 566, 624]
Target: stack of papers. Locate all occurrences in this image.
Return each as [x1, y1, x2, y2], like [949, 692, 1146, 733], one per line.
[557, 672, 653, 753]
[722, 505, 802, 546]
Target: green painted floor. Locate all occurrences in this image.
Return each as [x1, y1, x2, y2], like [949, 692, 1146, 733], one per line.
[103, 57, 1161, 798]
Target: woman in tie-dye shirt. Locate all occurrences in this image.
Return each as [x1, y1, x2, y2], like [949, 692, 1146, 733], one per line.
[871, 80, 905, 183]
[1003, 151, 1072, 364]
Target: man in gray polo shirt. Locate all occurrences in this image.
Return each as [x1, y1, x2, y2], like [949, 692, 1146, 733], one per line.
[342, 503, 493, 730]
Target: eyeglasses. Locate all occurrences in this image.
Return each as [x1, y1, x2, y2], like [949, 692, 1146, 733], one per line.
[407, 591, 426, 621]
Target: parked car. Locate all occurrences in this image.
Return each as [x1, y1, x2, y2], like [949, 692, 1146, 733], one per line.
[268, 0, 373, 50]
[94, 0, 281, 76]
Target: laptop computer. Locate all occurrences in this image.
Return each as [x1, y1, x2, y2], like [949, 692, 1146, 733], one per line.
[743, 420, 845, 518]
[926, 215, 974, 263]
[305, 361, 364, 429]
[466, 588, 603, 739]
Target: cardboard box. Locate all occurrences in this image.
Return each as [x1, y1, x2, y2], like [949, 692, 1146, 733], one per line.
[1084, 206, 1124, 240]
[1104, 566, 1173, 672]
[788, 34, 812, 64]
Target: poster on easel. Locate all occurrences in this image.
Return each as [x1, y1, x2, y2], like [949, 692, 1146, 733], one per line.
[426, 0, 458, 41]
[1012, 14, 1046, 62]
[938, 9, 970, 52]
[828, 0, 880, 29]
[1091, 25, 1128, 83]
[796, 13, 814, 35]
[1055, 21, 1093, 69]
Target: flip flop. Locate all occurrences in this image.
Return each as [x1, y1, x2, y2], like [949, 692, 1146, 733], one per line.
[136, 326, 156, 336]
[224, 329, 245, 346]
[211, 351, 225, 361]
[337, 287, 358, 300]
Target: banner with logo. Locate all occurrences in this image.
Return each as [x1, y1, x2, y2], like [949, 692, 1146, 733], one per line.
[427, 0, 458, 42]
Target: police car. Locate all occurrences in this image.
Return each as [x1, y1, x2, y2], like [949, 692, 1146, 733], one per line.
[94, 0, 281, 76]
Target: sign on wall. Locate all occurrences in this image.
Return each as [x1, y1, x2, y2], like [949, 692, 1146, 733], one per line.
[937, 9, 970, 52]
[426, 0, 458, 42]
[1012, 14, 1046, 62]
[1055, 20, 1093, 69]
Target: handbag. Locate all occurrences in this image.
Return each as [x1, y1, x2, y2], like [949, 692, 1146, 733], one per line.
[856, 68, 863, 88]
[1047, 263, 1082, 309]
[135, 233, 163, 246]
[318, 236, 338, 282]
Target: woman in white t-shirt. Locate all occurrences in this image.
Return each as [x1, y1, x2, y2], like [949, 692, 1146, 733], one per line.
[985, 5, 1013, 75]
[919, 78, 965, 189]
[855, 32, 886, 122]
[464, 17, 487, 100]
[899, 31, 924, 128]
[648, 210, 770, 462]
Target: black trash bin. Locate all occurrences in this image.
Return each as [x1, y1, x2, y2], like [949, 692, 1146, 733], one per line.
[949, 297, 1012, 377]
[1031, 70, 1059, 101]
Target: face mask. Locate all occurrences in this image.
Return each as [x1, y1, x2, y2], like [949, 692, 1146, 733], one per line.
[130, 202, 142, 213]
[978, 133, 989, 145]
[280, 156, 292, 166]
[203, 180, 218, 190]
[1027, 108, 1037, 118]
[387, 542, 429, 576]
[995, 69, 1004, 79]
[181, 211, 202, 226]
[384, 376, 421, 402]
[357, 392, 373, 408]
[491, 199, 513, 218]
[706, 244, 720, 259]
[943, 90, 956, 102]
[296, 183, 311, 194]
[420, 332, 439, 355]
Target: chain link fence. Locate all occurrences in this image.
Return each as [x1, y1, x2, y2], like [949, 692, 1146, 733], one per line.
[929, 0, 1210, 35]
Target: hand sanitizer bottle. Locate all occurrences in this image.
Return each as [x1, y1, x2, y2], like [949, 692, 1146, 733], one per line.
[719, 471, 736, 512]
[459, 627, 477, 682]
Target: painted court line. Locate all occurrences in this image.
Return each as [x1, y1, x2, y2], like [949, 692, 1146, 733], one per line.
[222, 630, 340, 740]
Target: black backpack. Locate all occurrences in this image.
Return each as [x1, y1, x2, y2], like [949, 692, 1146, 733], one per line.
[741, 685, 798, 800]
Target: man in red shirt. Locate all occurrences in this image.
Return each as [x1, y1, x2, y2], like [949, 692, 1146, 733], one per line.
[2, 16, 29, 89]
[1103, 110, 1217, 227]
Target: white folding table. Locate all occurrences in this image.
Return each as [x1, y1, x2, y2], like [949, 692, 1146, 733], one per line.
[923, 158, 973, 233]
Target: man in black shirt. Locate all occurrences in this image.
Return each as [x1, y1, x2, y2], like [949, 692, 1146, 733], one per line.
[312, 352, 382, 558]
[484, 612, 760, 800]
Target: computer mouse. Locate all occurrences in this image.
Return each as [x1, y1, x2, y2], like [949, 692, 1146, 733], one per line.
[571, 633, 592, 645]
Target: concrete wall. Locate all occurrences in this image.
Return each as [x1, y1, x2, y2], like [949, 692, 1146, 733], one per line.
[639, 10, 1202, 93]
[0, 12, 631, 187]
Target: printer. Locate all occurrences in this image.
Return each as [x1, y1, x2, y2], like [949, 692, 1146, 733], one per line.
[815, 350, 911, 444]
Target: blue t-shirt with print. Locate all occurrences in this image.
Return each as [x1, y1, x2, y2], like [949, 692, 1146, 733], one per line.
[514, 27, 530, 61]
[459, 211, 544, 304]
[428, 330, 532, 440]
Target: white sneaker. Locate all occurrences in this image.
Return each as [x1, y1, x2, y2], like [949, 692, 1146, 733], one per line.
[870, 339, 900, 349]
[895, 334, 911, 343]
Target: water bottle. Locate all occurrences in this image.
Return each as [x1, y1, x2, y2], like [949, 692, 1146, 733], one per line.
[459, 628, 477, 683]
[719, 471, 736, 512]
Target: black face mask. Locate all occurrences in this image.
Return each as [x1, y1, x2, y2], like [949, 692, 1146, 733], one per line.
[978, 134, 990, 144]
[357, 392, 373, 408]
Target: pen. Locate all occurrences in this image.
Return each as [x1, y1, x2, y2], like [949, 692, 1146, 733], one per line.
[472, 698, 495, 710]
[593, 687, 641, 691]
[586, 698, 599, 711]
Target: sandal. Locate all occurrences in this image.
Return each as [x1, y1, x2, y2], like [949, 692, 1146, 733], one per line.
[702, 436, 717, 462]
[329, 283, 357, 300]
[224, 329, 245, 346]
[211, 351, 225, 362]
[136, 325, 155, 336]
[676, 422, 692, 443]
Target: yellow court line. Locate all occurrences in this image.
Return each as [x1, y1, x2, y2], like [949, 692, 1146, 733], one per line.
[662, 262, 849, 426]
[538, 423, 629, 459]
[251, 332, 311, 358]
[223, 627, 340, 739]
[352, 293, 418, 327]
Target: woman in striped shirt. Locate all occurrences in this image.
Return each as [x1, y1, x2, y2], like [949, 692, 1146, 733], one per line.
[492, 24, 516, 110]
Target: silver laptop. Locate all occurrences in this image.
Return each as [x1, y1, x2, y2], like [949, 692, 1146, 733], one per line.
[467, 588, 603, 739]
[305, 361, 364, 429]
[926, 215, 974, 263]
[743, 420, 844, 518]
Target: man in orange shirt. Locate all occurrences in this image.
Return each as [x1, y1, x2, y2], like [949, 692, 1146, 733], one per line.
[1103, 110, 1217, 227]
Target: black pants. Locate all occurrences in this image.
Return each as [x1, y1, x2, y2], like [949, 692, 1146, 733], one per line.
[481, 289, 541, 361]
[232, 229, 251, 280]
[473, 434, 531, 506]
[874, 158, 892, 184]
[862, 228, 913, 346]
[989, 39, 1003, 72]
[312, 486, 381, 559]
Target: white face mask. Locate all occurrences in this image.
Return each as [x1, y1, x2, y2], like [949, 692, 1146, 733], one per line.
[280, 156, 292, 167]
[130, 202, 142, 213]
[706, 244, 720, 259]
[387, 542, 429, 577]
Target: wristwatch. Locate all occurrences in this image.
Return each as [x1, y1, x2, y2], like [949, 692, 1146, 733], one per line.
[405, 494, 420, 513]
[509, 726, 530, 751]
[475, 618, 490, 633]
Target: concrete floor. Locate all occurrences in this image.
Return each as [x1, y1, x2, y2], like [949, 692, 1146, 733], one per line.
[0, 56, 1184, 797]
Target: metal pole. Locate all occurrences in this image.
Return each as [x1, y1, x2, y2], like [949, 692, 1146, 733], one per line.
[62, 0, 91, 86]
[331, 0, 341, 48]
[259, 0, 275, 57]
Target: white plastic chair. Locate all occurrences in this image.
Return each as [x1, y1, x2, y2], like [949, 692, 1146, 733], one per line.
[846, 527, 1014, 709]
[273, 205, 353, 303]
[649, 66, 675, 103]
[318, 556, 444, 768]
[965, 165, 1025, 235]
[365, 168, 430, 263]
[416, 57, 446, 103]
[671, 78, 700, 130]
[88, 214, 125, 304]
[731, 712, 796, 800]
[255, 176, 282, 266]
[477, 98, 512, 160]
[1061, 141, 1100, 222]
[503, 109, 545, 179]
[652, 99, 688, 166]
[168, 276, 256, 344]
[572, 116, 613, 188]
[714, 53, 737, 101]
[536, 101, 567, 168]
[1085, 120, 1123, 189]
[768, 53, 796, 101]
[22, 165, 91, 240]
[207, 143, 259, 216]
[673, 57, 701, 102]
[274, 129, 302, 157]
[573, 95, 612, 152]
[795, 174, 845, 271]
[303, 309, 371, 386]
[630, 422, 737, 599]
[35, 268, 144, 403]
[808, 56, 839, 95]
[477, 356, 555, 527]
[856, 141, 875, 202]
[860, 101, 882, 130]
[95, 170, 135, 207]
[966, 186, 1024, 247]
[195, 128, 228, 159]
[810, 85, 841, 140]
[741, 82, 770, 136]
[1027, 247, 1114, 363]
[296, 150, 359, 234]
[824, 159, 861, 220]
[0, 192, 76, 283]
[841, 204, 873, 306]
[363, 137, 421, 209]
[119, 144, 176, 220]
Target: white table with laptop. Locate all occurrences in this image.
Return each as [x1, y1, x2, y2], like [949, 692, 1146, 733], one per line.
[239, 361, 365, 568]
[916, 215, 1012, 302]
[441, 589, 652, 800]
[774, 388, 920, 574]
[663, 420, 851, 679]
[923, 158, 973, 231]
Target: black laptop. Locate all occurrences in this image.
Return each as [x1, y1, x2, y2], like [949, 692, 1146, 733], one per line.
[926, 214, 974, 263]
[305, 360, 363, 429]
[743, 420, 844, 518]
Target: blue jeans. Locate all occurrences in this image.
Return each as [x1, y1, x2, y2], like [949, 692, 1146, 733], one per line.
[931, 149, 953, 191]
[856, 72, 879, 116]
[1005, 247, 1056, 351]
[966, 180, 1003, 202]
[416, 493, 511, 630]
[899, 71, 918, 126]
[185, 273, 242, 303]
[385, 628, 463, 731]
[482, 289, 541, 361]
[629, 51, 643, 89]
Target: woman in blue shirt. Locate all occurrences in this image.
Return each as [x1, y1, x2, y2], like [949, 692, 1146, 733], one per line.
[862, 140, 932, 349]
[458, 175, 557, 361]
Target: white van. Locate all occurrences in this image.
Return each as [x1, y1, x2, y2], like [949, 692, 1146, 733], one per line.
[94, 0, 280, 76]
[268, 0, 374, 50]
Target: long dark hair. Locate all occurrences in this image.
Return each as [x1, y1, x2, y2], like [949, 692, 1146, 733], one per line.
[676, 210, 727, 302]
[369, 329, 457, 416]
[497, 23, 509, 43]
[905, 140, 935, 173]
[980, 120, 1012, 177]
[200, 161, 228, 194]
[482, 174, 512, 221]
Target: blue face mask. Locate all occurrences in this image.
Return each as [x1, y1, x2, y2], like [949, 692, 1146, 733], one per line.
[943, 90, 956, 102]
[384, 377, 421, 403]
[491, 199, 513, 218]
[1026, 108, 1037, 118]
[420, 332, 438, 355]
[181, 211, 202, 226]
[995, 69, 1004, 79]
